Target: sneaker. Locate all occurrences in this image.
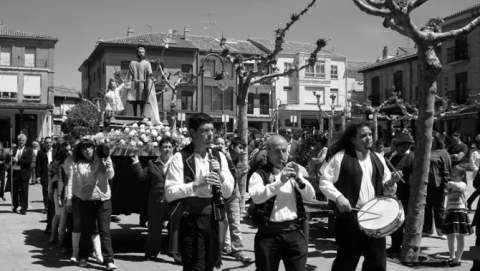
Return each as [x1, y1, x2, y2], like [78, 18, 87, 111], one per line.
[106, 262, 118, 270]
[231, 251, 254, 264]
[70, 257, 78, 263]
[438, 235, 447, 240]
[78, 259, 88, 267]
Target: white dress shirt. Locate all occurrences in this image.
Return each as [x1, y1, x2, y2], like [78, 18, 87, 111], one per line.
[13, 147, 25, 170]
[164, 151, 234, 202]
[47, 149, 53, 164]
[249, 169, 315, 222]
[319, 150, 393, 207]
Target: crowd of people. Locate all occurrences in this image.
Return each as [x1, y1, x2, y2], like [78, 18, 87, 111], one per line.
[1, 115, 480, 271]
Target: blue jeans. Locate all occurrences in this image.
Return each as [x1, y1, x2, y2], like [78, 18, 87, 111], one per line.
[223, 194, 245, 252]
[78, 199, 114, 264]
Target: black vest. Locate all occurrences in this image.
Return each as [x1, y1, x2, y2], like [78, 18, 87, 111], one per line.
[252, 163, 306, 226]
[179, 144, 222, 215]
[335, 149, 384, 208]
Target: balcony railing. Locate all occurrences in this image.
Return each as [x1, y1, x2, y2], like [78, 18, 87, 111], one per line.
[0, 91, 17, 101]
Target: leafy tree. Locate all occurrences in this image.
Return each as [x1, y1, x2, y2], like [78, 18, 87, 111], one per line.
[61, 99, 102, 138]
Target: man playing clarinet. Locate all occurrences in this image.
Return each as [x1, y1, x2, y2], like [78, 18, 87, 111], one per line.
[165, 113, 234, 271]
[319, 122, 398, 271]
[248, 134, 316, 271]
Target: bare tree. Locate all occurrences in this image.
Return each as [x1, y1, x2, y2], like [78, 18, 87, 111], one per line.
[220, 0, 327, 176]
[352, 0, 480, 263]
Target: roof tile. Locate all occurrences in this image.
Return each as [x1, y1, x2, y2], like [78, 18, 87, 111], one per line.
[0, 25, 57, 41]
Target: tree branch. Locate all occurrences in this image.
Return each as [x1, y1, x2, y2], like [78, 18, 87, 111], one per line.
[408, 0, 430, 13]
[251, 63, 309, 85]
[266, 0, 317, 63]
[432, 16, 480, 43]
[384, 18, 410, 37]
[352, 0, 391, 17]
[365, 0, 386, 9]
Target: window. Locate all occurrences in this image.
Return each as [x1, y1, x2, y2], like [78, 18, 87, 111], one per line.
[244, 63, 255, 73]
[331, 65, 338, 79]
[283, 86, 292, 91]
[0, 74, 18, 99]
[204, 59, 216, 77]
[23, 75, 41, 101]
[211, 87, 223, 111]
[25, 48, 36, 67]
[181, 91, 193, 111]
[305, 61, 325, 78]
[444, 76, 449, 92]
[370, 76, 380, 106]
[446, 47, 455, 63]
[247, 93, 254, 114]
[454, 37, 468, 61]
[330, 88, 339, 105]
[223, 87, 233, 111]
[259, 93, 270, 115]
[0, 47, 11, 66]
[393, 71, 403, 97]
[455, 72, 468, 104]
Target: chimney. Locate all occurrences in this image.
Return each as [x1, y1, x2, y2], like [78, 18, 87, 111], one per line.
[182, 27, 191, 40]
[127, 27, 135, 37]
[382, 46, 388, 59]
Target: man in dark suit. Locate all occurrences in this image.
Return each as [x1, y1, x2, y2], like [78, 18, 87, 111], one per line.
[36, 136, 53, 212]
[11, 133, 34, 214]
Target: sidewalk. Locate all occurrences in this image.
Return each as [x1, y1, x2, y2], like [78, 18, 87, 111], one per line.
[0, 184, 475, 270]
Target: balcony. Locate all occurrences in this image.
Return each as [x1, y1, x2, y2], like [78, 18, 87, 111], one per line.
[0, 91, 17, 102]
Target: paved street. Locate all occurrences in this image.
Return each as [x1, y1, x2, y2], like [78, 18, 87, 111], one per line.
[0, 184, 475, 271]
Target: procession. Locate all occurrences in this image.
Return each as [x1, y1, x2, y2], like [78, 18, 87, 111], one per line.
[2, 0, 480, 271]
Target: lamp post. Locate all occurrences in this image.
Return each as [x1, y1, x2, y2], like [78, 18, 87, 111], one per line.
[275, 98, 281, 133]
[329, 93, 337, 144]
[312, 91, 324, 133]
[199, 53, 227, 113]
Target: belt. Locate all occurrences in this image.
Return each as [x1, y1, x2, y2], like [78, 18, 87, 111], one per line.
[258, 220, 301, 234]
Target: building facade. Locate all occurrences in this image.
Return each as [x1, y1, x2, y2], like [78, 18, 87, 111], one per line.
[52, 86, 80, 136]
[0, 24, 57, 145]
[438, 4, 480, 137]
[249, 39, 349, 132]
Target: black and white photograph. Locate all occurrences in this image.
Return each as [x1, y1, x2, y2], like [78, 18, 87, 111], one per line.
[0, 0, 480, 270]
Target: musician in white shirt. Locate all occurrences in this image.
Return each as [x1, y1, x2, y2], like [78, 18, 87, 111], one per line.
[249, 134, 315, 271]
[319, 122, 397, 271]
[165, 112, 234, 271]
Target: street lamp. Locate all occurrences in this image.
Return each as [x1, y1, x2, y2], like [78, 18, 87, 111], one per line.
[329, 93, 337, 143]
[199, 53, 227, 113]
[313, 91, 324, 133]
[275, 98, 281, 133]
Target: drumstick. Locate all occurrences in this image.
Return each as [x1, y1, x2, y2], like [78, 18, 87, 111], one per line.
[352, 208, 382, 216]
[384, 158, 406, 184]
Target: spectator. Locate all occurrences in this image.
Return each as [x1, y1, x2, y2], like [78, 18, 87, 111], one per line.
[31, 140, 40, 185]
[36, 137, 53, 213]
[0, 142, 7, 201]
[11, 133, 34, 215]
[131, 137, 174, 261]
[65, 139, 117, 270]
[424, 131, 450, 239]
[448, 132, 468, 167]
[217, 136, 253, 263]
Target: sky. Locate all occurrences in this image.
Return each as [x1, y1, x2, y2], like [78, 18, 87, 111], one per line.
[0, 0, 478, 89]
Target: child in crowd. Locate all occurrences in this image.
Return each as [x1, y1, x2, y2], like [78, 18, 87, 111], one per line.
[443, 165, 473, 267]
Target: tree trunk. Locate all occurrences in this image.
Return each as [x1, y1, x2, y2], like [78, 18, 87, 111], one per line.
[401, 45, 441, 263]
[237, 88, 249, 212]
[373, 112, 378, 142]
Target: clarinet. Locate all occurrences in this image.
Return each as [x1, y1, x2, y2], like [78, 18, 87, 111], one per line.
[208, 148, 225, 221]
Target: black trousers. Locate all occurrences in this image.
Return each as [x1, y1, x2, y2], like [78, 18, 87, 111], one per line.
[145, 199, 168, 257]
[78, 198, 115, 264]
[180, 214, 219, 271]
[0, 169, 5, 198]
[423, 184, 445, 235]
[12, 170, 28, 211]
[40, 177, 48, 210]
[254, 229, 307, 271]
[332, 213, 386, 271]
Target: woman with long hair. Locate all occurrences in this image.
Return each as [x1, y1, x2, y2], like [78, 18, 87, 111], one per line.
[65, 139, 117, 270]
